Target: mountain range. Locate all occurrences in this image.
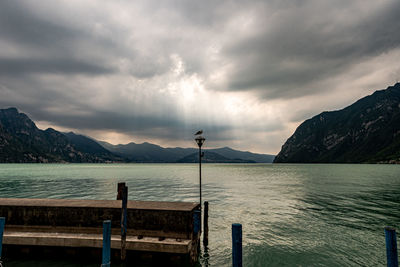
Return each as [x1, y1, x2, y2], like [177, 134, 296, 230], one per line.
[100, 141, 274, 163]
[274, 83, 400, 163]
[0, 107, 274, 163]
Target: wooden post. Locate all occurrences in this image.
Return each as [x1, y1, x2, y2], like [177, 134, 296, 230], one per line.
[0, 217, 4, 261]
[232, 223, 242, 267]
[121, 186, 128, 261]
[117, 182, 126, 200]
[385, 227, 398, 267]
[101, 220, 111, 267]
[203, 201, 209, 245]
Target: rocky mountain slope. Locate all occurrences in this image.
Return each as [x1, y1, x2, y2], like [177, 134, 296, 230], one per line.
[274, 83, 400, 163]
[0, 108, 117, 163]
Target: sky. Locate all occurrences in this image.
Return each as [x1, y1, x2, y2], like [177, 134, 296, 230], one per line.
[0, 0, 399, 154]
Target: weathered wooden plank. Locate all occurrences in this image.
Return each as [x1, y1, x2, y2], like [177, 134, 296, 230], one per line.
[0, 198, 199, 211]
[3, 231, 192, 254]
[5, 224, 190, 239]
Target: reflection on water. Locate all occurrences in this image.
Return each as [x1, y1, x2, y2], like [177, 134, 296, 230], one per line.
[0, 163, 399, 266]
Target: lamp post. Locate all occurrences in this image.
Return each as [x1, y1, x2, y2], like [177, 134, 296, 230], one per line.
[195, 134, 205, 211]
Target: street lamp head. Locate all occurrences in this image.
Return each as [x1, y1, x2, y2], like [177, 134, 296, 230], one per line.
[195, 136, 206, 148]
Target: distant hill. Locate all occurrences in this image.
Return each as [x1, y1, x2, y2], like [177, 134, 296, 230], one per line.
[176, 151, 256, 163]
[99, 141, 275, 163]
[209, 147, 275, 163]
[99, 141, 192, 162]
[64, 132, 122, 162]
[274, 83, 400, 163]
[0, 108, 116, 163]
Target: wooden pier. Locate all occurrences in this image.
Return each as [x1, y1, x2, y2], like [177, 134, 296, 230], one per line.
[0, 198, 201, 265]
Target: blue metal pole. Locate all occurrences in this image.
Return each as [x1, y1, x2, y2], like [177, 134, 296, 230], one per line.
[232, 223, 242, 267]
[121, 186, 128, 261]
[0, 217, 4, 260]
[101, 220, 111, 267]
[385, 226, 398, 267]
[193, 210, 201, 235]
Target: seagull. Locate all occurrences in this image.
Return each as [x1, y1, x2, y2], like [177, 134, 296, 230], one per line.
[194, 130, 203, 135]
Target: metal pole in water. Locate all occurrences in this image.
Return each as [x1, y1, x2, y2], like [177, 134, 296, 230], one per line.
[101, 220, 111, 267]
[195, 134, 205, 216]
[232, 223, 242, 267]
[203, 201, 209, 245]
[199, 146, 202, 213]
[385, 226, 398, 267]
[193, 210, 201, 236]
[0, 217, 5, 262]
[121, 186, 128, 261]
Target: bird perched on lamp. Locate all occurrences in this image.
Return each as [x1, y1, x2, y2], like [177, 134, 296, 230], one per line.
[194, 130, 203, 135]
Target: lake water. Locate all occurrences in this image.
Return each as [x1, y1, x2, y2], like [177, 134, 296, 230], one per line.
[0, 163, 399, 266]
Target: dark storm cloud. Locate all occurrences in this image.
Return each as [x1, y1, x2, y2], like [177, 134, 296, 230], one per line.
[0, 58, 112, 76]
[142, 0, 227, 27]
[0, 1, 170, 79]
[223, 0, 400, 98]
[0, 1, 76, 47]
[0, 1, 118, 77]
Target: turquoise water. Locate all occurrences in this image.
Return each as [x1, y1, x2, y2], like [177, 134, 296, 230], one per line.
[0, 163, 399, 266]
